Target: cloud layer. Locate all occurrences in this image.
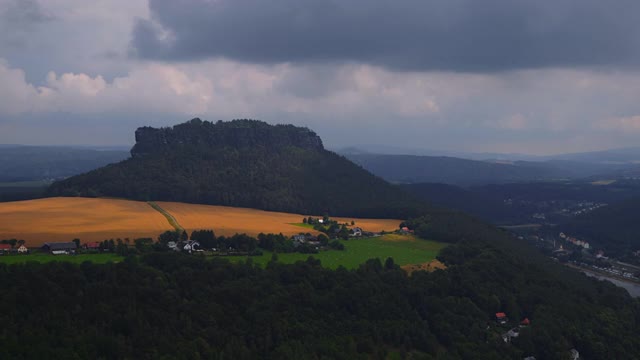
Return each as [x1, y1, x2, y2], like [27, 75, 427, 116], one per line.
[1, 0, 640, 154]
[132, 0, 640, 71]
[3, 55, 640, 153]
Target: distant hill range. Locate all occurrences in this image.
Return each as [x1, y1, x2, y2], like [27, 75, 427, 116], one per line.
[0, 146, 129, 183]
[336, 144, 640, 163]
[48, 119, 425, 218]
[402, 180, 640, 225]
[341, 153, 637, 186]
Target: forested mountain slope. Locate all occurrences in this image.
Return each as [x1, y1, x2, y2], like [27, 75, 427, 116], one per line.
[48, 119, 424, 218]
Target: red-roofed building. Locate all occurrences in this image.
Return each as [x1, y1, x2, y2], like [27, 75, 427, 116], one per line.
[84, 242, 100, 250]
[0, 243, 11, 251]
[495, 312, 508, 324]
[520, 318, 530, 326]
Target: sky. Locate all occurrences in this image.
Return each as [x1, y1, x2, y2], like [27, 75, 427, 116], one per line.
[1, 0, 640, 155]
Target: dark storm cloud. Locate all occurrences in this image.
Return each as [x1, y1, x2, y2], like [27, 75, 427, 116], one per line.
[2, 0, 54, 26]
[130, 0, 640, 72]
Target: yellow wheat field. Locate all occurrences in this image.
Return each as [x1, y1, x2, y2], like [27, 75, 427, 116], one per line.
[0, 197, 172, 246]
[157, 201, 402, 237]
[0, 197, 402, 247]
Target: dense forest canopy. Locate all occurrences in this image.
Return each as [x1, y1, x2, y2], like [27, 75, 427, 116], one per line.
[48, 119, 425, 218]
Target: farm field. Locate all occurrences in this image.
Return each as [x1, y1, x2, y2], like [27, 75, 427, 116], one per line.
[0, 252, 122, 265]
[157, 201, 402, 237]
[0, 197, 172, 246]
[227, 234, 446, 269]
[0, 197, 402, 248]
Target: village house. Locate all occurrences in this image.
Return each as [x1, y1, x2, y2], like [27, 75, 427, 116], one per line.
[42, 242, 77, 255]
[350, 227, 363, 237]
[84, 242, 100, 251]
[292, 233, 317, 244]
[292, 234, 307, 243]
[501, 327, 520, 343]
[182, 240, 200, 253]
[0, 244, 11, 254]
[17, 244, 28, 254]
[495, 312, 508, 325]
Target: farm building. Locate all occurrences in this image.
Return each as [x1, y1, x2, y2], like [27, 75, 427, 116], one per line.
[84, 242, 100, 250]
[183, 240, 200, 253]
[0, 244, 11, 253]
[17, 245, 28, 253]
[495, 312, 508, 324]
[42, 242, 77, 255]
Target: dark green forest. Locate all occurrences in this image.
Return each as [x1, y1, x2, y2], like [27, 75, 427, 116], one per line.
[1, 219, 638, 359]
[48, 119, 425, 218]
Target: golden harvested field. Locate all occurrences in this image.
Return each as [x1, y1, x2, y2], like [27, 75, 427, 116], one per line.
[157, 201, 402, 237]
[0, 197, 402, 247]
[0, 197, 172, 246]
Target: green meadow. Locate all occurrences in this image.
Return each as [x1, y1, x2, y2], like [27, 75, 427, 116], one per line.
[0, 252, 122, 265]
[228, 234, 445, 269]
[0, 235, 445, 269]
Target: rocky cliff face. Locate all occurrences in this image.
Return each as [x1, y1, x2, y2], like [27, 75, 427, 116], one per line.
[131, 118, 324, 158]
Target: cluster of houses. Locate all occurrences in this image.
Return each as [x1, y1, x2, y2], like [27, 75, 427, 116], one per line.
[292, 233, 320, 248]
[494, 312, 531, 343]
[0, 243, 29, 254]
[1, 241, 114, 256]
[167, 240, 201, 253]
[559, 232, 591, 249]
[292, 227, 369, 247]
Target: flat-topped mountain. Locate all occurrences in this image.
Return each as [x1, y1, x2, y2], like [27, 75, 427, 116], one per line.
[131, 118, 324, 158]
[48, 119, 424, 218]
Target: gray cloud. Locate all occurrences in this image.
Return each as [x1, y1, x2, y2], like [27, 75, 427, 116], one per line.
[0, 0, 54, 50]
[1, 0, 54, 26]
[131, 0, 640, 72]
